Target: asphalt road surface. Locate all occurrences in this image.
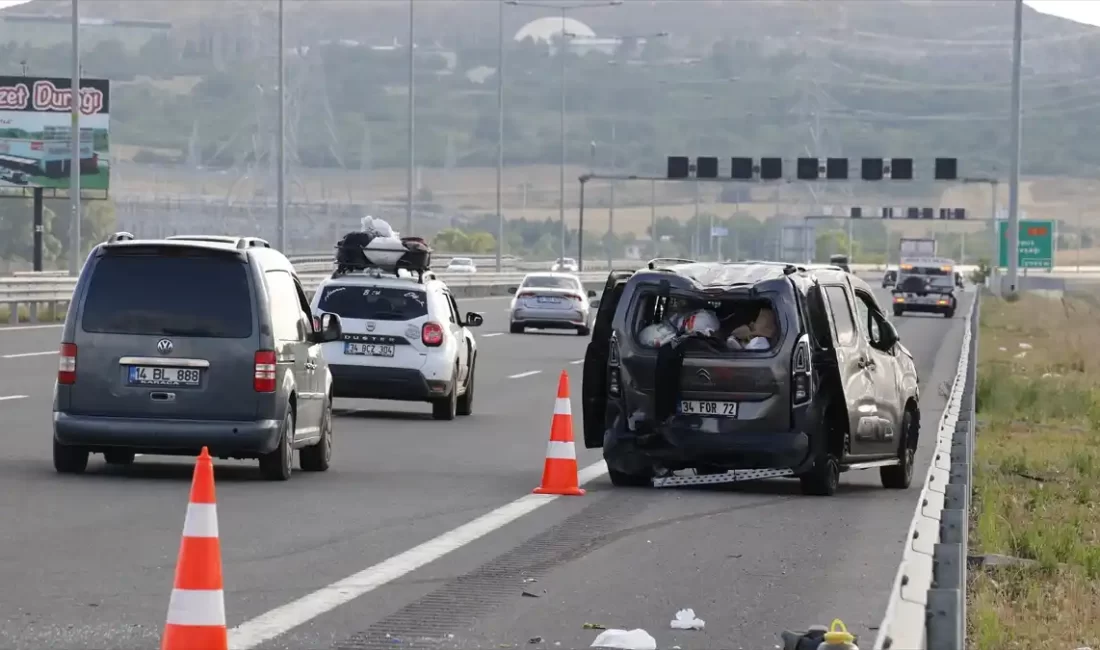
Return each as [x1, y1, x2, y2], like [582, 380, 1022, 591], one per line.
[0, 288, 973, 650]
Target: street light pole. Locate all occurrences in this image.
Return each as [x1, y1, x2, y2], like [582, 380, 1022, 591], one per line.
[276, 0, 286, 252]
[558, 6, 566, 261]
[406, 0, 415, 237]
[68, 0, 81, 276]
[495, 0, 505, 272]
[1006, 0, 1023, 293]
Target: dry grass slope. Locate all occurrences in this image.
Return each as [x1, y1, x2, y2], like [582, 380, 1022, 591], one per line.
[968, 295, 1100, 650]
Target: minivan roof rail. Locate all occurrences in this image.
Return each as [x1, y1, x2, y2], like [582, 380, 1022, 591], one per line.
[105, 231, 134, 244]
[166, 235, 271, 249]
[646, 257, 695, 270]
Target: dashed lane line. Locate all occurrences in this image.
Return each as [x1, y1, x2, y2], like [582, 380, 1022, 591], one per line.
[481, 333, 504, 338]
[507, 370, 542, 379]
[1, 350, 55, 359]
[569, 359, 584, 365]
[0, 395, 28, 402]
[227, 460, 609, 650]
[0, 324, 63, 332]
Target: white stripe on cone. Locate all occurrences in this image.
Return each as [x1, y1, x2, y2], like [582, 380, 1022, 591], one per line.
[553, 397, 571, 415]
[546, 440, 576, 460]
[181, 503, 219, 538]
[165, 588, 227, 627]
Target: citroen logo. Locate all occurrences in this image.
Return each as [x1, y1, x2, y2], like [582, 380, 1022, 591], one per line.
[156, 339, 173, 354]
[695, 368, 711, 382]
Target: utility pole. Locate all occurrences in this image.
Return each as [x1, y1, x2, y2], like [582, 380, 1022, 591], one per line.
[495, 0, 504, 271]
[1006, 0, 1024, 292]
[68, 0, 81, 276]
[276, 0, 286, 252]
[405, 0, 415, 237]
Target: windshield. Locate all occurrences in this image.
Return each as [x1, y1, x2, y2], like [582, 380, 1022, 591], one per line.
[80, 254, 254, 338]
[522, 276, 580, 290]
[318, 286, 428, 321]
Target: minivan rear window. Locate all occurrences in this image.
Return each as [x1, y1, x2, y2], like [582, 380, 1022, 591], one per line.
[318, 286, 428, 321]
[80, 254, 254, 338]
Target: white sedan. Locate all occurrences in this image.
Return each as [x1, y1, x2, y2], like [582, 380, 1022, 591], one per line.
[550, 257, 579, 273]
[446, 257, 477, 273]
[508, 272, 595, 336]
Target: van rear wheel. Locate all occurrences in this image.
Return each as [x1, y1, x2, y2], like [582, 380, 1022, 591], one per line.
[259, 409, 294, 481]
[799, 453, 840, 496]
[53, 440, 89, 474]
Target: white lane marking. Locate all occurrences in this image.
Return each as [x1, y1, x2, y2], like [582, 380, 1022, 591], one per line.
[228, 460, 609, 650]
[1, 350, 55, 359]
[481, 333, 504, 338]
[0, 324, 63, 332]
[507, 370, 541, 379]
[569, 359, 584, 365]
[0, 395, 28, 402]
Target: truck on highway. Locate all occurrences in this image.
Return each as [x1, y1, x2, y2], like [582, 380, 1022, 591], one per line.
[899, 237, 936, 259]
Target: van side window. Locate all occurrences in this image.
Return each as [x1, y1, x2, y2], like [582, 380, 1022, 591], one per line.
[266, 271, 305, 342]
[823, 285, 857, 347]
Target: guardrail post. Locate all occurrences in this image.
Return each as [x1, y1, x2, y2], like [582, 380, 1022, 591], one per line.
[29, 301, 38, 324]
[8, 302, 17, 325]
[925, 586, 963, 650]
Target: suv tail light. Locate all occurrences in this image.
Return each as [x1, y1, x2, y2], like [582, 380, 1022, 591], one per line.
[422, 322, 445, 347]
[254, 350, 277, 392]
[58, 343, 77, 385]
[791, 334, 812, 405]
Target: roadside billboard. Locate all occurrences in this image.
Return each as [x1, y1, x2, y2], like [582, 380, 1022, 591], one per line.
[0, 75, 110, 197]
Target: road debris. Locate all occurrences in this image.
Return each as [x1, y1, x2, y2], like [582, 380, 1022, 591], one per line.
[590, 628, 657, 650]
[670, 608, 705, 630]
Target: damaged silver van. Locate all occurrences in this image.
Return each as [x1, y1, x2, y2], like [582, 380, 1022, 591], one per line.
[581, 260, 921, 496]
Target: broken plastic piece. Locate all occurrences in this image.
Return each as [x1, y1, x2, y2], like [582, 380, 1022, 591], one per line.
[582, 623, 607, 630]
[590, 629, 656, 650]
[670, 608, 705, 630]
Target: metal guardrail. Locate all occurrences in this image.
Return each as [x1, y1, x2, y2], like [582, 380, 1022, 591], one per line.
[0, 271, 612, 325]
[872, 291, 979, 650]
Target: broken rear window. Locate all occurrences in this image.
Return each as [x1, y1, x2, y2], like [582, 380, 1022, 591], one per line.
[631, 290, 782, 353]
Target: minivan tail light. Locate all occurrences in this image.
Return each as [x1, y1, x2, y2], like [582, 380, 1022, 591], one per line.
[254, 350, 277, 392]
[791, 334, 812, 405]
[422, 322, 444, 346]
[58, 343, 77, 385]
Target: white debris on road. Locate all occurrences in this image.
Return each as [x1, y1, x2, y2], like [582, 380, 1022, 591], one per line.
[669, 608, 705, 630]
[590, 628, 657, 650]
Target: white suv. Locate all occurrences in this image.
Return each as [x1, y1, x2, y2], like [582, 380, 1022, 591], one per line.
[310, 268, 482, 420]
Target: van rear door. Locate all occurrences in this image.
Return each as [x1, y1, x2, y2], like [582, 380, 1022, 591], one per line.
[68, 246, 261, 421]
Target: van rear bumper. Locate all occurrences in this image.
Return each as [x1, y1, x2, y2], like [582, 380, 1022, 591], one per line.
[53, 412, 282, 457]
[604, 421, 813, 476]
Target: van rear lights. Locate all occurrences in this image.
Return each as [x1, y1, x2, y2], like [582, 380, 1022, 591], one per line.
[254, 350, 277, 392]
[791, 334, 812, 405]
[607, 336, 622, 397]
[58, 343, 77, 385]
[894, 296, 905, 303]
[422, 322, 444, 346]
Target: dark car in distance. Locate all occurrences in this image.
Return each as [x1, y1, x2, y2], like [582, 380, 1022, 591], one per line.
[582, 260, 921, 496]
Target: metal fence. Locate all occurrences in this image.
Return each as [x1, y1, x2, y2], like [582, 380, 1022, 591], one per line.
[873, 290, 979, 650]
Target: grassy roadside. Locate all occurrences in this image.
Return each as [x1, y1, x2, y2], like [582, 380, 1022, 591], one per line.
[968, 294, 1100, 649]
[0, 304, 67, 325]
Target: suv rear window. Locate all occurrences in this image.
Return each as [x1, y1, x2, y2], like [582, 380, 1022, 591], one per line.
[318, 285, 428, 321]
[80, 254, 254, 338]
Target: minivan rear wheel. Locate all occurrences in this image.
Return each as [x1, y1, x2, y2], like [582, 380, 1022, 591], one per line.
[104, 450, 136, 466]
[799, 453, 840, 496]
[259, 409, 294, 481]
[881, 409, 917, 489]
[54, 440, 89, 474]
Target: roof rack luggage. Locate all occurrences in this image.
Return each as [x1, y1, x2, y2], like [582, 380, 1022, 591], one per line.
[333, 231, 434, 282]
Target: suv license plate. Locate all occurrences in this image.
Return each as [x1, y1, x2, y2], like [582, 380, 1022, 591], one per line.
[345, 342, 395, 357]
[679, 400, 738, 417]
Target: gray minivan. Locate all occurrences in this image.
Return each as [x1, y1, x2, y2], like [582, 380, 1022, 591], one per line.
[52, 233, 344, 481]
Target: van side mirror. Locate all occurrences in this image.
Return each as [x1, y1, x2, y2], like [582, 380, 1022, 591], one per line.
[464, 312, 484, 327]
[315, 312, 342, 343]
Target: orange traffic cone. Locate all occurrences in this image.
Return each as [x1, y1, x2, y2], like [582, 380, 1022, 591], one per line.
[161, 447, 228, 650]
[533, 371, 585, 496]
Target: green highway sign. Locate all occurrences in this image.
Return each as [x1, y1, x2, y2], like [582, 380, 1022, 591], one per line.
[998, 219, 1053, 269]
